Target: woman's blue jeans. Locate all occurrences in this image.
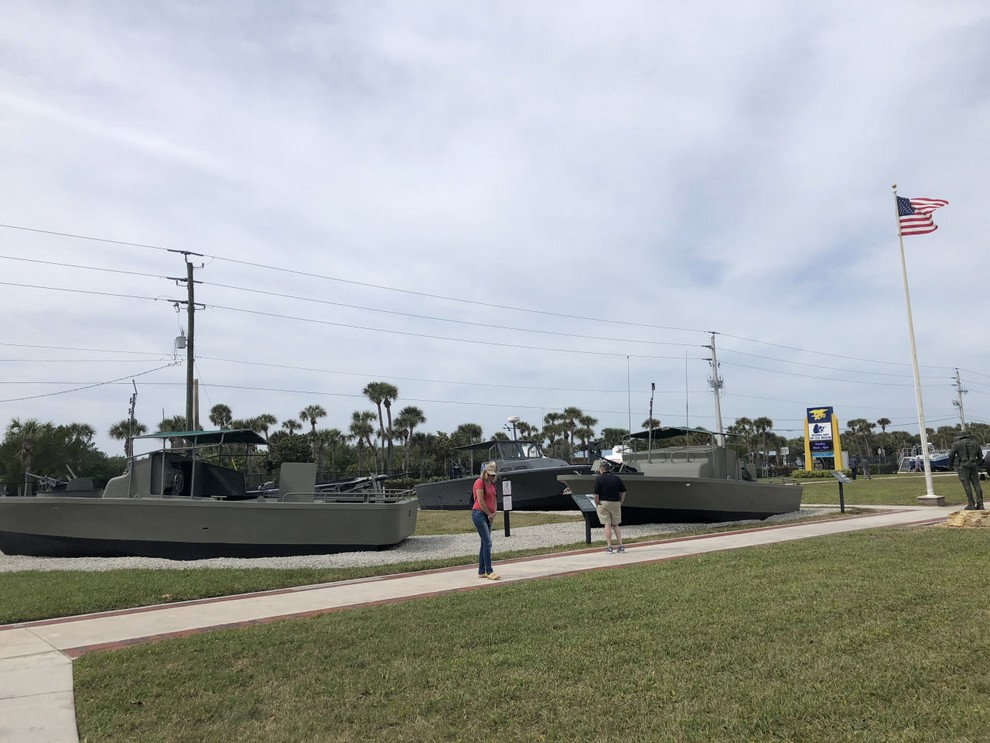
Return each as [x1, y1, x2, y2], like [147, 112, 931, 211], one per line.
[472, 509, 493, 575]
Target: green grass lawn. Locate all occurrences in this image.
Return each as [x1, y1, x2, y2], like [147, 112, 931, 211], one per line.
[0, 510, 577, 625]
[73, 527, 990, 742]
[3, 482, 971, 625]
[794, 472, 972, 507]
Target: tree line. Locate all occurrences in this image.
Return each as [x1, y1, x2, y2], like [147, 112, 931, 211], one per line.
[4, 382, 985, 493]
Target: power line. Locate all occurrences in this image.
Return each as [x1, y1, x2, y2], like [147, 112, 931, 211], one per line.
[0, 362, 178, 403]
[2, 255, 700, 350]
[0, 223, 172, 253]
[0, 254, 165, 280]
[0, 281, 702, 361]
[0, 342, 166, 356]
[718, 359, 952, 387]
[0, 228, 968, 373]
[0, 222, 704, 333]
[717, 348, 946, 380]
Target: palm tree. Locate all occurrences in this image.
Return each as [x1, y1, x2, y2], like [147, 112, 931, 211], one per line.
[575, 414, 599, 456]
[876, 417, 892, 462]
[453, 423, 483, 446]
[281, 418, 302, 435]
[542, 412, 564, 449]
[65, 423, 96, 443]
[108, 418, 148, 458]
[299, 405, 327, 435]
[728, 417, 755, 464]
[349, 411, 377, 473]
[845, 418, 874, 457]
[299, 404, 328, 470]
[394, 406, 426, 471]
[363, 382, 399, 471]
[752, 417, 774, 474]
[157, 414, 189, 447]
[515, 420, 536, 440]
[560, 406, 584, 454]
[254, 413, 278, 442]
[208, 404, 233, 429]
[321, 428, 346, 477]
[6, 418, 45, 496]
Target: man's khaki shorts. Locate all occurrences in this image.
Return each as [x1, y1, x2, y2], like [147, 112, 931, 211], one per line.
[596, 500, 622, 527]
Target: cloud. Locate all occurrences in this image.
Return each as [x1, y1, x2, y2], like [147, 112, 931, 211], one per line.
[1, 0, 987, 459]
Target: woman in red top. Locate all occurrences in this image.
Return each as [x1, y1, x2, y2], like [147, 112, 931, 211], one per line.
[471, 461, 499, 579]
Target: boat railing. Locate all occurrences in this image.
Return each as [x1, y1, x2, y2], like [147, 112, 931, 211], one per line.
[278, 489, 414, 504]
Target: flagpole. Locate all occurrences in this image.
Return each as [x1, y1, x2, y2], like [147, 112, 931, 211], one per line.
[892, 184, 940, 504]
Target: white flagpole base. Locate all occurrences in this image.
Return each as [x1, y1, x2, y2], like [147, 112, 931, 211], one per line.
[916, 494, 945, 506]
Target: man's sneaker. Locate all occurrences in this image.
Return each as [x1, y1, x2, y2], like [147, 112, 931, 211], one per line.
[617, 546, 625, 553]
[605, 546, 614, 554]
[485, 572, 500, 580]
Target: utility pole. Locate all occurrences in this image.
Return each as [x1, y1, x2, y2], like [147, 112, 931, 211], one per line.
[705, 332, 725, 445]
[952, 368, 967, 428]
[167, 250, 204, 431]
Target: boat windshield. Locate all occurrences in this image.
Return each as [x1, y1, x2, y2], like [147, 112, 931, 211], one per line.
[493, 441, 542, 460]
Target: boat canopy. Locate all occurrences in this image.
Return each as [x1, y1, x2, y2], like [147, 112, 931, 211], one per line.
[628, 426, 714, 442]
[135, 429, 268, 446]
[453, 439, 540, 452]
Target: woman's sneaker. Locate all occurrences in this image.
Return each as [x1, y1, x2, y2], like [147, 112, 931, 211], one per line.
[605, 546, 614, 554]
[617, 546, 625, 553]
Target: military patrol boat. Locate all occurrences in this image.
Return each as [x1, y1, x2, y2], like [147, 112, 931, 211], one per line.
[0, 429, 418, 559]
[557, 427, 802, 523]
[415, 439, 592, 510]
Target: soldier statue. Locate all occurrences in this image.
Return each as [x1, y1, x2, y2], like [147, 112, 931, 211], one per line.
[948, 430, 984, 510]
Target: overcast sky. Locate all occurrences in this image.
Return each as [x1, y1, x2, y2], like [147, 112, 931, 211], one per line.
[1, 1, 988, 458]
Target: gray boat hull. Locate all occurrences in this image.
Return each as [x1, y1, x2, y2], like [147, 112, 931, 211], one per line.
[557, 474, 802, 524]
[416, 466, 591, 510]
[0, 496, 419, 559]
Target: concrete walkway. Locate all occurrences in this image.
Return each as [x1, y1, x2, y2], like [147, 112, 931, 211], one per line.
[0, 506, 947, 742]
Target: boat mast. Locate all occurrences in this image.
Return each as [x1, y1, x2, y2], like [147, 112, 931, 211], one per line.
[648, 382, 655, 462]
[705, 332, 725, 445]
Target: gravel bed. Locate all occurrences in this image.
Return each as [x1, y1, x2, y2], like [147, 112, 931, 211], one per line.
[0, 507, 833, 573]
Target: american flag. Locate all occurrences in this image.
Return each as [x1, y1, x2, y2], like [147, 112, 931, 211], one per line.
[897, 196, 948, 236]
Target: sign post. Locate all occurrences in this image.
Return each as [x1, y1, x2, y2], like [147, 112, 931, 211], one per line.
[501, 480, 512, 537]
[831, 470, 851, 513]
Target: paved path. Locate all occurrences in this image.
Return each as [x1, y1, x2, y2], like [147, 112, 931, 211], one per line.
[0, 506, 947, 742]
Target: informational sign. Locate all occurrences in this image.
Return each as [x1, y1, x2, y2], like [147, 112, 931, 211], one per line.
[803, 406, 844, 471]
[501, 480, 512, 511]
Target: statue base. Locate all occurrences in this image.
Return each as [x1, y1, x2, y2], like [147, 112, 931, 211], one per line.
[946, 509, 990, 527]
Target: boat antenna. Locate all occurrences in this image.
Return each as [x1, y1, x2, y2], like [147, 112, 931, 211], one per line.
[648, 382, 655, 462]
[684, 349, 689, 428]
[626, 355, 632, 436]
